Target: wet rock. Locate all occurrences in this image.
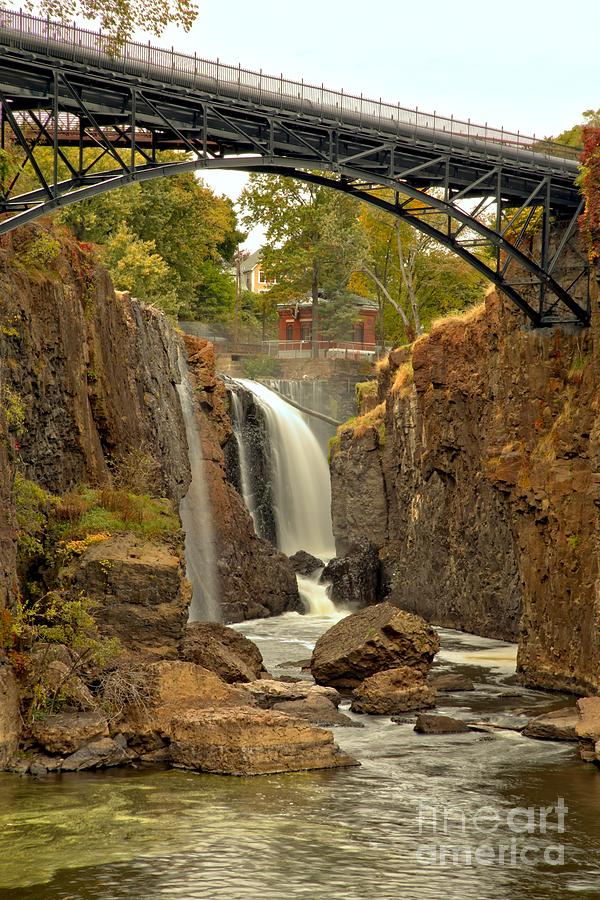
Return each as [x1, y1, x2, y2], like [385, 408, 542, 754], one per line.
[522, 707, 579, 742]
[61, 737, 131, 771]
[272, 696, 362, 728]
[350, 667, 436, 716]
[180, 622, 266, 683]
[289, 550, 324, 576]
[428, 673, 475, 692]
[29, 754, 62, 774]
[0, 665, 21, 768]
[169, 706, 359, 775]
[277, 659, 312, 670]
[414, 714, 470, 735]
[576, 697, 600, 762]
[241, 679, 341, 709]
[72, 533, 190, 662]
[321, 542, 379, 608]
[30, 710, 109, 755]
[311, 601, 440, 689]
[29, 760, 48, 777]
[115, 660, 250, 749]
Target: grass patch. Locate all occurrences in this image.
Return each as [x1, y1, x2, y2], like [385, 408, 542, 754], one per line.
[53, 487, 179, 543]
[355, 379, 377, 412]
[430, 302, 486, 332]
[391, 361, 414, 397]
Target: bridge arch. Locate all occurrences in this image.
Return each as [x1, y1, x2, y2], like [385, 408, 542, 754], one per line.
[0, 11, 589, 326]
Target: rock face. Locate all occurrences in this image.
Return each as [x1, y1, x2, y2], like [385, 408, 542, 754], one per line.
[0, 666, 20, 767]
[311, 601, 440, 688]
[169, 706, 358, 775]
[184, 336, 302, 622]
[0, 231, 190, 502]
[0, 429, 16, 615]
[350, 667, 436, 715]
[522, 707, 579, 742]
[180, 622, 266, 683]
[330, 280, 600, 692]
[321, 542, 380, 608]
[71, 534, 190, 661]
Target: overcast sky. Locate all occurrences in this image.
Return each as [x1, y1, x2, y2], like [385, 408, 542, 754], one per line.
[142, 0, 599, 247]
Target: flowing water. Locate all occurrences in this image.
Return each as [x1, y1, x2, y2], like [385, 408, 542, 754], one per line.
[176, 360, 219, 622]
[230, 379, 337, 615]
[1, 618, 599, 900]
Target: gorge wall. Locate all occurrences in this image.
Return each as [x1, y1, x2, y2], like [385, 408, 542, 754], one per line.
[331, 284, 600, 694]
[0, 225, 299, 632]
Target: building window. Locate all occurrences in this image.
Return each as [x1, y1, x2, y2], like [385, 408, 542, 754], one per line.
[301, 323, 312, 342]
[354, 322, 365, 345]
[286, 324, 294, 341]
[258, 268, 268, 284]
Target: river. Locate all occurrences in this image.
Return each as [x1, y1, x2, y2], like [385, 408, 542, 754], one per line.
[1, 612, 599, 900]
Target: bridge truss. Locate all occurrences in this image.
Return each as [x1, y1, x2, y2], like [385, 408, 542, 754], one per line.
[0, 11, 590, 327]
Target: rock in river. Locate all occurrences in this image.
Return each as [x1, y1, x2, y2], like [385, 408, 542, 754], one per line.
[311, 601, 439, 688]
[169, 706, 359, 775]
[180, 622, 267, 683]
[288, 550, 324, 576]
[350, 667, 436, 716]
[522, 707, 579, 742]
[414, 714, 470, 735]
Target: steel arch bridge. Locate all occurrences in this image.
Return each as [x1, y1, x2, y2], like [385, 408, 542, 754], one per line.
[0, 11, 589, 327]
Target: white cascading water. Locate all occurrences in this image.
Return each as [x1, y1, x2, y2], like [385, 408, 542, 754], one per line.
[228, 389, 261, 534]
[176, 356, 220, 621]
[234, 379, 336, 615]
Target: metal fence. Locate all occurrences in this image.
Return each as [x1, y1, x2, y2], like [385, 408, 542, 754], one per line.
[0, 9, 580, 169]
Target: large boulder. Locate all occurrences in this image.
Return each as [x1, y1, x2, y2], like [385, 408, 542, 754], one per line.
[72, 533, 190, 661]
[180, 623, 266, 683]
[30, 710, 109, 755]
[114, 660, 250, 748]
[61, 736, 131, 772]
[311, 601, 440, 688]
[428, 673, 475, 692]
[0, 665, 21, 768]
[321, 541, 380, 608]
[350, 666, 436, 715]
[289, 550, 324, 577]
[169, 706, 358, 775]
[522, 707, 579, 742]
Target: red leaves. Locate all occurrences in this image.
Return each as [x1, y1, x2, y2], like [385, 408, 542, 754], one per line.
[579, 126, 600, 260]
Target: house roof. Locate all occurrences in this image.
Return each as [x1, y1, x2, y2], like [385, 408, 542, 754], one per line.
[241, 249, 262, 273]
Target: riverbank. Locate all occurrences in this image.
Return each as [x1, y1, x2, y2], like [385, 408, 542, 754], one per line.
[0, 615, 597, 900]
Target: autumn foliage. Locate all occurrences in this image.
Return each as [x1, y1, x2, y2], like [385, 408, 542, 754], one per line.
[579, 126, 600, 260]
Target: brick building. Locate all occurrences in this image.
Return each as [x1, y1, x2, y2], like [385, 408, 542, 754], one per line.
[277, 297, 378, 357]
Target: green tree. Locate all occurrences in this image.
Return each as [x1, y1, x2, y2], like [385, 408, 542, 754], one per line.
[23, 0, 198, 46]
[240, 174, 367, 356]
[353, 196, 487, 344]
[100, 223, 181, 316]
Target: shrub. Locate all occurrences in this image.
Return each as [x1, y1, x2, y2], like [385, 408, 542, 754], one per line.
[110, 446, 162, 495]
[241, 355, 281, 379]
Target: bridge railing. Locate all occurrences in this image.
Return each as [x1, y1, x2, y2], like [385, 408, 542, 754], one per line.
[0, 9, 580, 171]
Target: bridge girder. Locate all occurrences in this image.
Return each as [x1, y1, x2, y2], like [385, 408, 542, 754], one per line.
[0, 34, 589, 327]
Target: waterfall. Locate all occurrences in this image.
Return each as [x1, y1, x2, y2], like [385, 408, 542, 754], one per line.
[236, 379, 335, 559]
[176, 355, 220, 622]
[231, 379, 337, 615]
[228, 389, 261, 533]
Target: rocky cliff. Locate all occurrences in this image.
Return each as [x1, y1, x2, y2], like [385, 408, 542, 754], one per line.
[331, 283, 600, 694]
[0, 227, 190, 503]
